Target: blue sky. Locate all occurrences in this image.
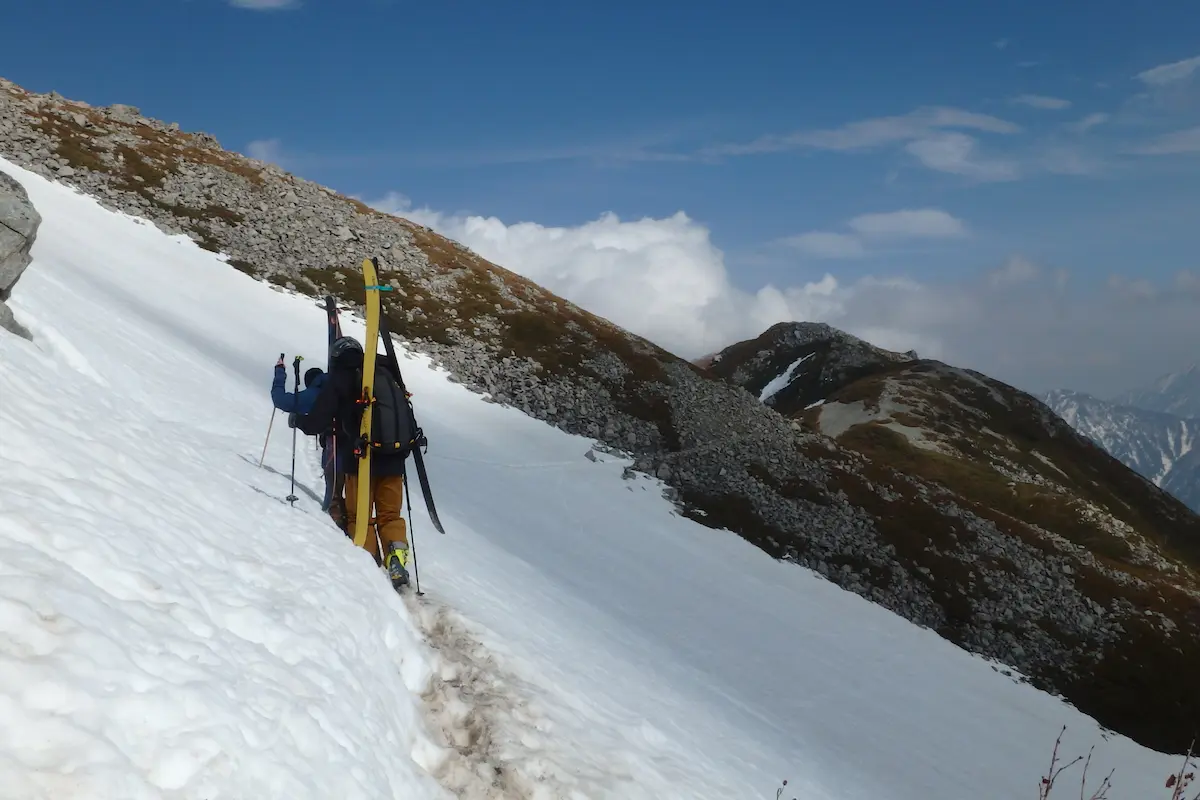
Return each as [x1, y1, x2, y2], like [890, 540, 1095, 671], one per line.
[4, 0, 1200, 395]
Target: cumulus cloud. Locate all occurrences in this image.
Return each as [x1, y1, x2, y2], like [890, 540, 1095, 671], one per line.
[368, 195, 1200, 396]
[1012, 94, 1072, 110]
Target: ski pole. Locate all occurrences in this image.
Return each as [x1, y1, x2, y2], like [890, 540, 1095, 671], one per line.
[287, 355, 303, 505]
[404, 468, 423, 596]
[261, 351, 286, 468]
[258, 407, 276, 468]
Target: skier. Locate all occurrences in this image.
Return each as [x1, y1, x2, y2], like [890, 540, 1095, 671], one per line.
[294, 336, 411, 587]
[269, 356, 345, 531]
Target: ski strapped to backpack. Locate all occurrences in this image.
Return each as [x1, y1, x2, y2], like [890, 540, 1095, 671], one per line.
[321, 294, 343, 514]
[377, 301, 444, 535]
[351, 258, 389, 548]
[346, 257, 445, 542]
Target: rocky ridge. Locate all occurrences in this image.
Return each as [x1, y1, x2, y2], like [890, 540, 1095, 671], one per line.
[1, 77, 1198, 754]
[706, 325, 1200, 752]
[700, 320, 917, 415]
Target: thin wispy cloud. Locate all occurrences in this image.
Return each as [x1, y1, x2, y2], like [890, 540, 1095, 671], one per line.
[1012, 94, 1072, 110]
[784, 208, 968, 259]
[994, 38, 1010, 50]
[1136, 54, 1200, 86]
[1069, 113, 1109, 132]
[245, 138, 286, 166]
[1131, 125, 1200, 155]
[847, 209, 968, 239]
[781, 232, 866, 259]
[1036, 146, 1103, 176]
[229, 0, 300, 9]
[904, 132, 1020, 181]
[694, 106, 1022, 182]
[701, 106, 1019, 157]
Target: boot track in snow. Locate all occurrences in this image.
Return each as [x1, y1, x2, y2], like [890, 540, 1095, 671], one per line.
[405, 594, 593, 799]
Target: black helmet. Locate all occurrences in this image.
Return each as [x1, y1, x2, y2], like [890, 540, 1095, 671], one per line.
[330, 336, 363, 367]
[304, 367, 324, 387]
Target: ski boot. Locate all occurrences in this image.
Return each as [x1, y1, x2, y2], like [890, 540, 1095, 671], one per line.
[385, 541, 410, 590]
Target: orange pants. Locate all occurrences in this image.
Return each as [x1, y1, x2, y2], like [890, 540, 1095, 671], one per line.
[344, 473, 407, 563]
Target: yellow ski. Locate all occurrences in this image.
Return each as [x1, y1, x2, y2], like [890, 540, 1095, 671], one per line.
[353, 257, 385, 549]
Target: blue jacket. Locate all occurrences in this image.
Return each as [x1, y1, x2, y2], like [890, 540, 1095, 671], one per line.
[271, 364, 325, 414]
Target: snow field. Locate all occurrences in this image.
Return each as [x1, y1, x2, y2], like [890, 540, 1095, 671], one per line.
[0, 156, 1190, 799]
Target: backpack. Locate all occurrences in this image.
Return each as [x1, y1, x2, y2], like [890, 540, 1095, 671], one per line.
[340, 359, 416, 458]
[368, 364, 417, 457]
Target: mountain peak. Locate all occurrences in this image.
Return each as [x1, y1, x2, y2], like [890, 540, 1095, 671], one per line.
[1115, 364, 1200, 419]
[701, 321, 918, 415]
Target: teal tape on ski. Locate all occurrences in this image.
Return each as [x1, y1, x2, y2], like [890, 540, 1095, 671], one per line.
[364, 285, 394, 291]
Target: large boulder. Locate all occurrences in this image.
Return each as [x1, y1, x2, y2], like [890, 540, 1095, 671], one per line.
[0, 170, 40, 338]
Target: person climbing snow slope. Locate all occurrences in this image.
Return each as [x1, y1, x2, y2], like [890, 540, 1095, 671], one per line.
[269, 355, 346, 530]
[295, 336, 411, 588]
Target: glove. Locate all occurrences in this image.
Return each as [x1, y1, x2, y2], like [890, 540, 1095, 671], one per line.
[287, 412, 298, 429]
[276, 355, 285, 368]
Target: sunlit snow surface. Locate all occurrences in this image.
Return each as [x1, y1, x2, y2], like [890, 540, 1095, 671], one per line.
[0, 158, 1182, 799]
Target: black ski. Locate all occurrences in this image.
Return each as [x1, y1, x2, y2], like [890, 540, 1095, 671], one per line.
[321, 294, 344, 513]
[374, 272, 445, 535]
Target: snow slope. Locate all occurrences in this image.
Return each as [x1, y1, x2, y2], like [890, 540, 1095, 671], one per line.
[0, 157, 1186, 799]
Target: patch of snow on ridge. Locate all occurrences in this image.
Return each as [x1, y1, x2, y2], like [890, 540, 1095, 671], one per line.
[760, 352, 815, 403]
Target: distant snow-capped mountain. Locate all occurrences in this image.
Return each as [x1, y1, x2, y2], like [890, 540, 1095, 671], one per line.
[1116, 364, 1200, 419]
[1043, 388, 1200, 511]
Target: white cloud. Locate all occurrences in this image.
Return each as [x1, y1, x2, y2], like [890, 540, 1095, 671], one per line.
[230, 0, 299, 8]
[781, 232, 866, 259]
[904, 132, 1020, 181]
[367, 195, 1200, 397]
[1012, 94, 1072, 110]
[782, 209, 967, 262]
[1136, 55, 1200, 86]
[1175, 269, 1200, 296]
[847, 209, 967, 239]
[701, 106, 1019, 158]
[994, 38, 1010, 50]
[1107, 274, 1158, 301]
[1131, 125, 1200, 155]
[1069, 113, 1109, 132]
[988, 255, 1041, 286]
[245, 138, 285, 165]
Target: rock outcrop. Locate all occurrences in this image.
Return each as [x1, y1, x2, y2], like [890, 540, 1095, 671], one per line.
[0, 168, 40, 338]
